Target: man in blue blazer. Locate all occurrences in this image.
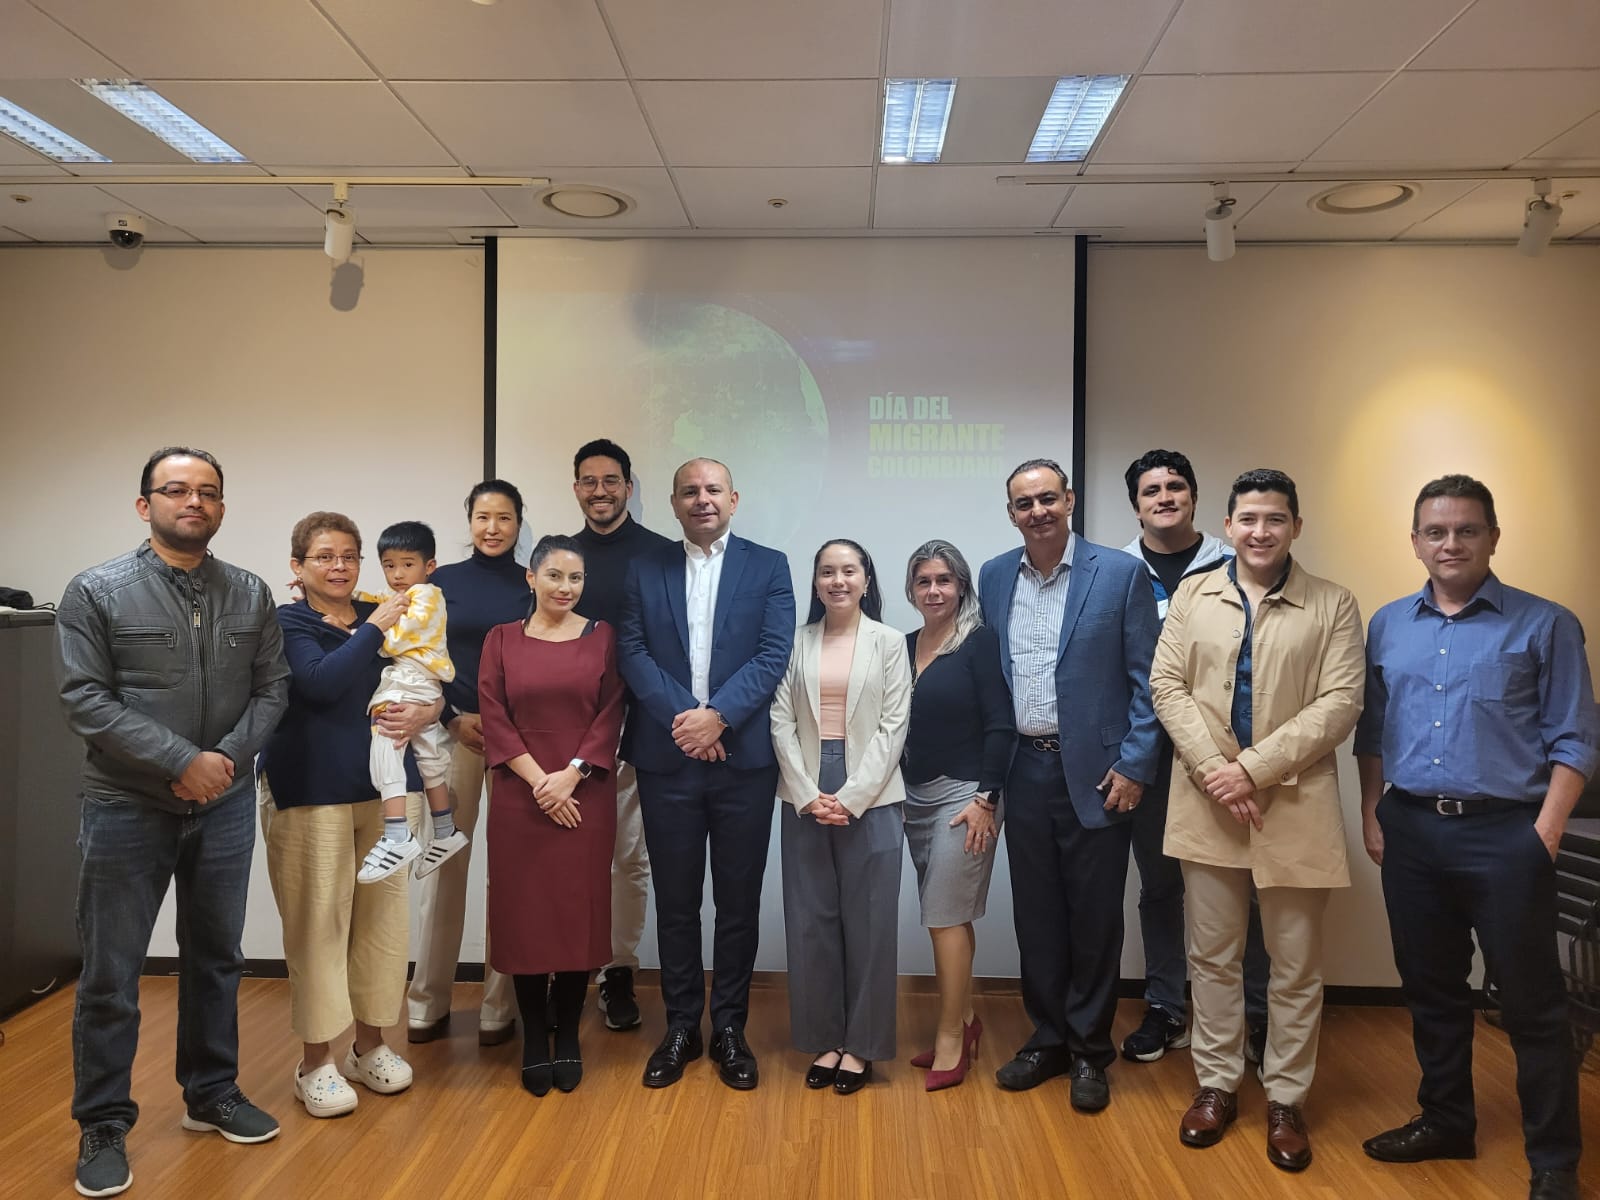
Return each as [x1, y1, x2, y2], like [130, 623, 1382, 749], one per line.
[979, 458, 1162, 1111]
[619, 458, 795, 1091]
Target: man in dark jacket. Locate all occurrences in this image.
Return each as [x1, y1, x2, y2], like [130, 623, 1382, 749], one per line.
[56, 446, 289, 1199]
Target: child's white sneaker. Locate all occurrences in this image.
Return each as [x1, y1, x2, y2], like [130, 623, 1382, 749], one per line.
[413, 830, 468, 879]
[357, 834, 420, 884]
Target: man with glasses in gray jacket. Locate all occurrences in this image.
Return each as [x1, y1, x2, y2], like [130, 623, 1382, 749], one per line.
[56, 446, 289, 1198]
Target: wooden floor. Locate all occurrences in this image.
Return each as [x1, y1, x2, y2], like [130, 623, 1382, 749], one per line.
[3, 979, 1595, 1200]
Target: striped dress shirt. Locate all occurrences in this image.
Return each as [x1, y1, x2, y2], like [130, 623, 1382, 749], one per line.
[1007, 535, 1075, 736]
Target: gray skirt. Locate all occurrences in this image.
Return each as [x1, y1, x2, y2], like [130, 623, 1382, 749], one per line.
[904, 776, 1003, 928]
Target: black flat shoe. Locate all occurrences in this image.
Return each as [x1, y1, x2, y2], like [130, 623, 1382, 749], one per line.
[805, 1054, 841, 1090]
[552, 1058, 583, 1093]
[642, 1027, 703, 1089]
[521, 1062, 552, 1096]
[833, 1061, 872, 1095]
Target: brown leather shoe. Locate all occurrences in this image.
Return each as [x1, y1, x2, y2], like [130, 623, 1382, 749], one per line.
[1266, 1101, 1312, 1171]
[1179, 1087, 1238, 1147]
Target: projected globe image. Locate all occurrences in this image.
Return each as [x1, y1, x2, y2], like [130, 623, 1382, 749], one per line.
[619, 298, 830, 545]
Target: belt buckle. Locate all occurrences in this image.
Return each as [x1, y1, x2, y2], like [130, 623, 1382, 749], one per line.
[1435, 797, 1465, 816]
[1032, 736, 1061, 753]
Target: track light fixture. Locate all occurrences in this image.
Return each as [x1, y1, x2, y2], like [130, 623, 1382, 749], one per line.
[1517, 178, 1562, 258]
[323, 181, 355, 263]
[1204, 182, 1236, 262]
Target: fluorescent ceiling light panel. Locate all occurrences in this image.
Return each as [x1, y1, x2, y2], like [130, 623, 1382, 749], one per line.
[881, 78, 956, 164]
[0, 96, 111, 162]
[77, 79, 248, 164]
[1025, 75, 1129, 163]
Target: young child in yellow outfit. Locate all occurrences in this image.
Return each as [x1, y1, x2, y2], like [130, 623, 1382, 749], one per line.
[357, 521, 469, 883]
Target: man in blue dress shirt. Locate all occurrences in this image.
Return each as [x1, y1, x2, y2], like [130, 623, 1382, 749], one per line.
[1356, 474, 1599, 1200]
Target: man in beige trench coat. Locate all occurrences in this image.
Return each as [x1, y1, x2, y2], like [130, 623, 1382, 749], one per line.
[1150, 469, 1364, 1174]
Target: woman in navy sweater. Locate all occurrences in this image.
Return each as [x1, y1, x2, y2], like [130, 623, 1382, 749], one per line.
[261, 511, 440, 1118]
[407, 480, 532, 1045]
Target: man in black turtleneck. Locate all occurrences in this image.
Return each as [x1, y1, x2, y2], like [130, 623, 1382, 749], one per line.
[570, 438, 674, 1033]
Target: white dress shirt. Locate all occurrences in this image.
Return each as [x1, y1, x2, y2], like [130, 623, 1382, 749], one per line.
[684, 533, 729, 703]
[1008, 533, 1075, 736]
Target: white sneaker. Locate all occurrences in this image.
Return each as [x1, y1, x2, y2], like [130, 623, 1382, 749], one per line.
[294, 1062, 358, 1118]
[343, 1043, 414, 1095]
[413, 830, 469, 879]
[357, 834, 420, 884]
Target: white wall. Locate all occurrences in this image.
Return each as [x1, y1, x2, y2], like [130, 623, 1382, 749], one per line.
[0, 246, 486, 960]
[1085, 242, 1600, 986]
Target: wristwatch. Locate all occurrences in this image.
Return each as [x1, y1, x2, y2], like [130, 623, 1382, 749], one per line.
[568, 758, 593, 779]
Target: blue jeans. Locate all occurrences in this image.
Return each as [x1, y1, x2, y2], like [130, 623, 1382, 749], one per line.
[73, 788, 255, 1132]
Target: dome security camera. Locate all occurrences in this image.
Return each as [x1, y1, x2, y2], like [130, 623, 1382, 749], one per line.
[107, 212, 147, 249]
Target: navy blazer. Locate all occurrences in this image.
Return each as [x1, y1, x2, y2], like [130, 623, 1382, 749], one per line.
[978, 537, 1162, 830]
[618, 532, 795, 773]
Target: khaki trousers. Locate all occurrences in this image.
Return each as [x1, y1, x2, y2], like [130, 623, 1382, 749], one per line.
[406, 741, 515, 1027]
[607, 760, 650, 974]
[260, 781, 420, 1045]
[1183, 860, 1329, 1108]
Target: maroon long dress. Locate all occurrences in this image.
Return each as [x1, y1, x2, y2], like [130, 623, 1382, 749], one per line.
[479, 618, 624, 974]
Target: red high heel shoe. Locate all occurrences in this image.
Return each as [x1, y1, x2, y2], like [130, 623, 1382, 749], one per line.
[910, 1015, 983, 1069]
[925, 1046, 971, 1092]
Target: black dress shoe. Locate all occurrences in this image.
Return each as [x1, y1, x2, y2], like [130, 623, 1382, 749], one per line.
[1069, 1059, 1110, 1112]
[805, 1055, 840, 1090]
[995, 1048, 1071, 1092]
[710, 1026, 759, 1090]
[1362, 1115, 1476, 1163]
[833, 1061, 872, 1095]
[1529, 1168, 1579, 1200]
[642, 1027, 703, 1089]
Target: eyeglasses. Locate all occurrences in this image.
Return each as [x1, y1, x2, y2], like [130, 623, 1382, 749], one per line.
[146, 484, 222, 503]
[576, 475, 625, 493]
[303, 553, 363, 567]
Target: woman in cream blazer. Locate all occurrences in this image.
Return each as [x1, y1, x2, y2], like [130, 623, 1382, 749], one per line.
[771, 538, 912, 1095]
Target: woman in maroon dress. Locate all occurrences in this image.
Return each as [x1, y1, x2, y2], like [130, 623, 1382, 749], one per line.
[478, 534, 624, 1095]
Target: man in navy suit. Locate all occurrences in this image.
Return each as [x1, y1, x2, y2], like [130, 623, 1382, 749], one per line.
[619, 458, 795, 1090]
[979, 457, 1162, 1112]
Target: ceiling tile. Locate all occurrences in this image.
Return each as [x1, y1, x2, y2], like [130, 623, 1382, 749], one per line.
[0, 135, 64, 168]
[1526, 109, 1600, 161]
[1308, 70, 1600, 166]
[0, 224, 35, 240]
[491, 167, 689, 229]
[873, 164, 1068, 228]
[1055, 181, 1274, 239]
[0, 181, 193, 241]
[393, 81, 659, 171]
[152, 81, 453, 166]
[605, 0, 881, 79]
[1093, 73, 1384, 164]
[941, 76, 1058, 165]
[182, 227, 324, 244]
[673, 167, 871, 228]
[97, 183, 323, 233]
[637, 80, 877, 167]
[1397, 177, 1600, 241]
[1412, 0, 1600, 70]
[887, 0, 1176, 77]
[0, 78, 188, 163]
[316, 0, 623, 80]
[0, 0, 124, 77]
[1147, 0, 1464, 73]
[290, 183, 515, 229]
[32, 0, 373, 79]
[1237, 179, 1478, 240]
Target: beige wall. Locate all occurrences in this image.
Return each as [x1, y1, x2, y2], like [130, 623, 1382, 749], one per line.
[1086, 242, 1600, 985]
[0, 246, 487, 959]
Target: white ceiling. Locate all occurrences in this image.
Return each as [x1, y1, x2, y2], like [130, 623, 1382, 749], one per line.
[0, 0, 1597, 246]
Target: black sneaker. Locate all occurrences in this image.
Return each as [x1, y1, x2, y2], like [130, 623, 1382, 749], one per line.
[598, 966, 641, 1031]
[75, 1126, 131, 1198]
[1120, 1006, 1191, 1062]
[181, 1089, 280, 1144]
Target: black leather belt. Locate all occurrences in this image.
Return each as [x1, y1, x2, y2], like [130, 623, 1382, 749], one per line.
[1390, 787, 1524, 817]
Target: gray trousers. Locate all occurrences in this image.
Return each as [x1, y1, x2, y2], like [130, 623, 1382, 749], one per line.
[780, 741, 903, 1061]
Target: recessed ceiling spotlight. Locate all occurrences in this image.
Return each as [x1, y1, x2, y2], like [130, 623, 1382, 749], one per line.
[539, 185, 632, 219]
[767, 197, 787, 208]
[1309, 182, 1419, 215]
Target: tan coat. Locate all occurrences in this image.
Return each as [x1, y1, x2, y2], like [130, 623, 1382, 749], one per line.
[771, 615, 912, 818]
[1151, 560, 1365, 889]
